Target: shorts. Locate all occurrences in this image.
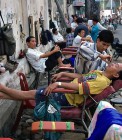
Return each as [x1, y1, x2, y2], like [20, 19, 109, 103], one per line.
[35, 87, 71, 106]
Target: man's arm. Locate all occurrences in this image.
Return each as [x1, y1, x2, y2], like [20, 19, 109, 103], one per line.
[52, 72, 82, 82]
[40, 46, 60, 58]
[0, 84, 36, 100]
[79, 43, 111, 62]
[44, 82, 79, 96]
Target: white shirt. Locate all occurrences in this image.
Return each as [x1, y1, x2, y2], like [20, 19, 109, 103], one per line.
[53, 32, 64, 42]
[26, 48, 47, 73]
[71, 22, 78, 30]
[97, 22, 106, 30]
[73, 35, 82, 47]
[53, 20, 59, 31]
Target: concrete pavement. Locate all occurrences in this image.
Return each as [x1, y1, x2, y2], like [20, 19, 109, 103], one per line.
[114, 25, 122, 44]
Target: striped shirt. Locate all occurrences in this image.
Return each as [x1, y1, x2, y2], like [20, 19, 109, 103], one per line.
[75, 42, 108, 74]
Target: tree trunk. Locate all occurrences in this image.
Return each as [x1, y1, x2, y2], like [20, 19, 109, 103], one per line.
[54, 0, 68, 28]
[85, 0, 100, 19]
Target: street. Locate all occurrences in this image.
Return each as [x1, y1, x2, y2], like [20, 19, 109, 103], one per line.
[14, 25, 122, 140]
[114, 24, 122, 44]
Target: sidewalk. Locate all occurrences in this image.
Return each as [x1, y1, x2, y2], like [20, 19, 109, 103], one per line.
[12, 56, 122, 140]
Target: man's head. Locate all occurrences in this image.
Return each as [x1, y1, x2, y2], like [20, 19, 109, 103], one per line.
[96, 30, 114, 53]
[26, 36, 36, 49]
[52, 28, 58, 35]
[77, 28, 85, 37]
[92, 17, 99, 25]
[76, 17, 83, 24]
[73, 15, 78, 22]
[105, 63, 122, 80]
[66, 27, 72, 34]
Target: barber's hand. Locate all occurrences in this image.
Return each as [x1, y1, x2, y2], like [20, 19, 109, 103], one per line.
[53, 45, 60, 53]
[99, 54, 112, 63]
[51, 72, 63, 82]
[44, 83, 58, 96]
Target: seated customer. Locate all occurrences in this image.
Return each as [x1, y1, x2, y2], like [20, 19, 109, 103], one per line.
[73, 28, 92, 47]
[26, 36, 70, 73]
[0, 63, 122, 107]
[52, 28, 66, 49]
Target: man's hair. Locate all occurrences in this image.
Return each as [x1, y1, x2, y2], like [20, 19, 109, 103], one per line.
[26, 36, 35, 42]
[76, 17, 83, 24]
[66, 27, 72, 34]
[77, 28, 85, 34]
[73, 14, 78, 19]
[92, 17, 99, 22]
[98, 30, 114, 44]
[117, 70, 122, 80]
[112, 70, 122, 82]
[52, 28, 57, 34]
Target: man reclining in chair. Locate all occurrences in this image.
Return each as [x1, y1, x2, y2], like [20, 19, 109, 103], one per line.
[25, 36, 70, 73]
[0, 63, 122, 107]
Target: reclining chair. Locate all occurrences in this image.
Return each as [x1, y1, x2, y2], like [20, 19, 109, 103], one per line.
[16, 72, 117, 136]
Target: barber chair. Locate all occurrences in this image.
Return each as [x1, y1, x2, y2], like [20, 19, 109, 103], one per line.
[16, 73, 118, 135]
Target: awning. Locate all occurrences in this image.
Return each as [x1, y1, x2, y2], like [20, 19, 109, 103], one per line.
[73, 1, 85, 7]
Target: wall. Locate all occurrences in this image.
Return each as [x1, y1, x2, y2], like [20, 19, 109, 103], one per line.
[0, 0, 49, 58]
[0, 0, 49, 136]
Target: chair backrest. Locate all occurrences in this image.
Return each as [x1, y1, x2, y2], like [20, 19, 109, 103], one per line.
[112, 80, 122, 91]
[18, 73, 29, 91]
[85, 86, 115, 108]
[17, 72, 35, 109]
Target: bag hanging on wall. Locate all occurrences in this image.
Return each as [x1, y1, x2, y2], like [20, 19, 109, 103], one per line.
[0, 10, 16, 56]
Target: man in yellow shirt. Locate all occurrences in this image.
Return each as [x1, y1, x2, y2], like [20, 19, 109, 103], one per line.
[0, 63, 122, 107]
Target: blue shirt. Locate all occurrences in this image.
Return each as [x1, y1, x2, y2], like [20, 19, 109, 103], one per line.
[91, 24, 99, 42]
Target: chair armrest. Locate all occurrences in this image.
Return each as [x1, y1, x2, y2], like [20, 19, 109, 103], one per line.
[63, 48, 77, 52]
[57, 67, 74, 73]
[52, 88, 76, 94]
[62, 51, 77, 55]
[32, 121, 75, 132]
[68, 46, 78, 49]
[56, 77, 73, 82]
[58, 67, 74, 71]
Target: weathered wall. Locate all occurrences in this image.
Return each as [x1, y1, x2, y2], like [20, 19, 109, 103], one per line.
[0, 0, 49, 58]
[0, 0, 49, 136]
